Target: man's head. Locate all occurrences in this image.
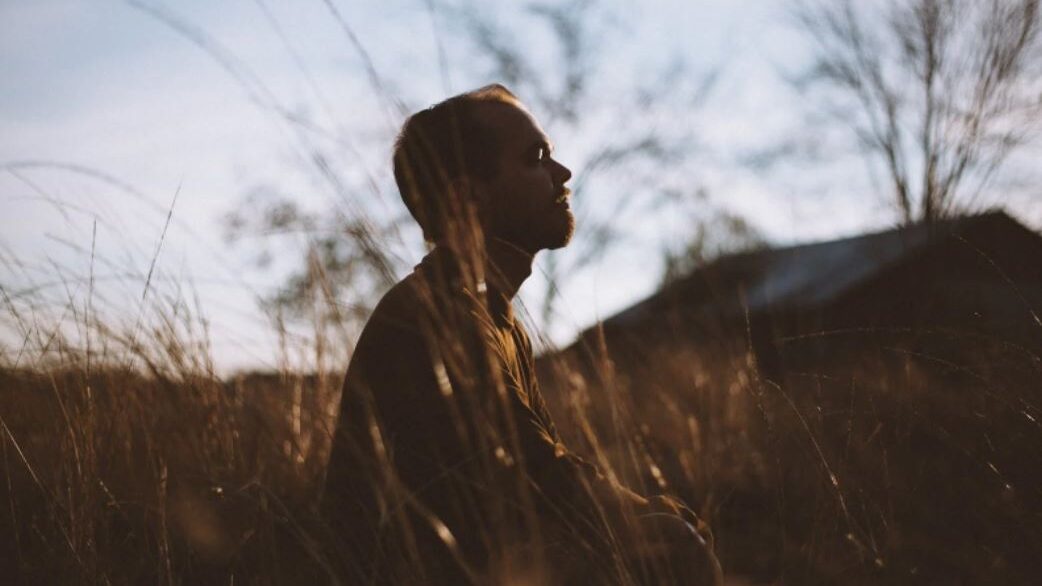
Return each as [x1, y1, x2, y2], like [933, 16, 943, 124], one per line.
[393, 84, 573, 254]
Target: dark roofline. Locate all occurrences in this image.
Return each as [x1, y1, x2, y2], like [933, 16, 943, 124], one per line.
[701, 208, 1017, 269]
[594, 209, 1036, 334]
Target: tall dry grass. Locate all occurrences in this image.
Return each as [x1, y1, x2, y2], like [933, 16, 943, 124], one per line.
[4, 227, 1041, 584]
[0, 272, 339, 583]
[536, 316, 1042, 584]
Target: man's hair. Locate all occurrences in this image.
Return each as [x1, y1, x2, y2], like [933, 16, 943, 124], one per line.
[392, 84, 518, 243]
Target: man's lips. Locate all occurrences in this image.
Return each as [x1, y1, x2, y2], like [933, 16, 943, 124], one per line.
[554, 187, 572, 205]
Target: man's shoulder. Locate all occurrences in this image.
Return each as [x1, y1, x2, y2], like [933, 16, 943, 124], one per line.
[361, 273, 425, 338]
[346, 274, 430, 380]
[354, 249, 479, 354]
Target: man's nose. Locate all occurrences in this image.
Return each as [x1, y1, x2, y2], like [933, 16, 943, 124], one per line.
[553, 159, 572, 185]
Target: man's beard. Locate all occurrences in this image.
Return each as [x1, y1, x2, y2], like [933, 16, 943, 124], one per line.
[511, 208, 574, 252]
[486, 202, 575, 253]
[543, 211, 575, 250]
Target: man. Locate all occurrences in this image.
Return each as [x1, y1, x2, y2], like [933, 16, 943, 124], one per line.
[322, 84, 722, 585]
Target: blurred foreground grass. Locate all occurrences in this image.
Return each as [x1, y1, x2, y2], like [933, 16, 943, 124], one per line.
[1, 282, 1041, 584]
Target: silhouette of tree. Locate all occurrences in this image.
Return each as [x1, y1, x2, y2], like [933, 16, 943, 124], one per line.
[794, 0, 1042, 223]
[659, 188, 766, 285]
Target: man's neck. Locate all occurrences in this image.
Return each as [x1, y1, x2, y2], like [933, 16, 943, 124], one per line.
[483, 237, 534, 301]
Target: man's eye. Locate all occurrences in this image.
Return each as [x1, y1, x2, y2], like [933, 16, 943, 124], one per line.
[533, 147, 548, 162]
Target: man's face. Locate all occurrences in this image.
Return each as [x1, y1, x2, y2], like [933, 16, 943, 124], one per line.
[473, 101, 573, 253]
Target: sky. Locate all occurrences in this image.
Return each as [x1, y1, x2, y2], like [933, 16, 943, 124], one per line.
[3, 0, 1041, 373]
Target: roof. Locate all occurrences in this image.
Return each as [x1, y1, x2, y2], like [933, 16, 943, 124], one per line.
[602, 210, 1036, 330]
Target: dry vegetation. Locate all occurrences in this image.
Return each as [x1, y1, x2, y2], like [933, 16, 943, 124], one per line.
[2, 241, 1041, 585]
[539, 326, 1042, 584]
[0, 289, 341, 583]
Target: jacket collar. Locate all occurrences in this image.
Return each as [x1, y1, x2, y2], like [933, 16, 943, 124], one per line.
[416, 240, 534, 327]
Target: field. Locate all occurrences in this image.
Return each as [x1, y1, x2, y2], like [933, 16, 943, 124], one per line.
[2, 271, 1040, 584]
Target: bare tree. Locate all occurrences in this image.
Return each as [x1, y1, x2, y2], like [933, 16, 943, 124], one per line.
[794, 0, 1042, 223]
[659, 188, 767, 285]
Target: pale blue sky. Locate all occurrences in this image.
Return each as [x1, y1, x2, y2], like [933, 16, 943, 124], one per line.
[3, 0, 1040, 371]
